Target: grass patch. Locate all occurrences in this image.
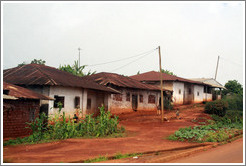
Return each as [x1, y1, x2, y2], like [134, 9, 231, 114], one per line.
[84, 156, 108, 163]
[83, 152, 143, 163]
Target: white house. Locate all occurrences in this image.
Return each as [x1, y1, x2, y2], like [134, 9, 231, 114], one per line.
[189, 78, 226, 101]
[84, 72, 171, 115]
[130, 71, 212, 105]
[3, 64, 118, 117]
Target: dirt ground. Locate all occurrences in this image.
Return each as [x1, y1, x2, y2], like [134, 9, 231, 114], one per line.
[3, 104, 213, 163]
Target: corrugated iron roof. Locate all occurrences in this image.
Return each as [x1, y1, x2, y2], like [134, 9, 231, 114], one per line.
[3, 82, 53, 100]
[84, 72, 170, 91]
[189, 78, 226, 89]
[3, 64, 118, 93]
[130, 71, 206, 85]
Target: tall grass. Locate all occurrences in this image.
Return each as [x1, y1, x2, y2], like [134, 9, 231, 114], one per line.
[4, 105, 125, 146]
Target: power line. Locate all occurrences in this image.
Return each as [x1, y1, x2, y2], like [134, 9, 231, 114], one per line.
[88, 48, 157, 67]
[110, 49, 156, 72]
[220, 57, 243, 67]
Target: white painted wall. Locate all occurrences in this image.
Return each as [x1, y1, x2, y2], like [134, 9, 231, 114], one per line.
[172, 82, 184, 105]
[48, 86, 83, 117]
[108, 89, 160, 114]
[203, 93, 213, 102]
[193, 85, 204, 103]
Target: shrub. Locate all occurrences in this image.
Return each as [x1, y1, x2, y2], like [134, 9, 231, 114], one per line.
[204, 100, 228, 117]
[222, 94, 243, 111]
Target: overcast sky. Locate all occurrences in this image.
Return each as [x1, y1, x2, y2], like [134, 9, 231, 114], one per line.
[2, 1, 245, 85]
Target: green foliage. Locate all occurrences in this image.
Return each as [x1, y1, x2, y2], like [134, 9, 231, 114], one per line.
[161, 69, 176, 76]
[204, 100, 228, 117]
[222, 80, 243, 96]
[59, 60, 96, 77]
[168, 110, 243, 143]
[164, 98, 173, 110]
[83, 153, 143, 163]
[31, 59, 46, 65]
[84, 156, 108, 163]
[3, 106, 124, 146]
[18, 59, 46, 67]
[222, 94, 243, 111]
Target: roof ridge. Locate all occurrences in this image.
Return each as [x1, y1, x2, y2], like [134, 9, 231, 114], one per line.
[34, 65, 58, 85]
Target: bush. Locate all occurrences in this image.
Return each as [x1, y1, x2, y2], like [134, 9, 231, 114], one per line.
[222, 94, 243, 111]
[204, 100, 228, 117]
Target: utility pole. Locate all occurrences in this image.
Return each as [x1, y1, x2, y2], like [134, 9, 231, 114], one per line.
[215, 56, 220, 80]
[158, 46, 164, 122]
[78, 47, 81, 67]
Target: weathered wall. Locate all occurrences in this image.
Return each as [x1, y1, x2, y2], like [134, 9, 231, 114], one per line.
[172, 82, 185, 105]
[86, 90, 108, 115]
[163, 81, 173, 91]
[203, 93, 213, 102]
[3, 99, 39, 139]
[193, 85, 204, 103]
[49, 86, 83, 117]
[108, 89, 160, 115]
[183, 83, 194, 105]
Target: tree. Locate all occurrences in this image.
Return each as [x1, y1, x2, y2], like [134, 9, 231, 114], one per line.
[18, 59, 46, 67]
[31, 59, 46, 65]
[137, 71, 140, 75]
[161, 69, 176, 76]
[222, 80, 243, 96]
[59, 60, 96, 77]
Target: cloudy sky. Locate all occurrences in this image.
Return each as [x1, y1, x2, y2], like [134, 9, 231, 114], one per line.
[2, 1, 245, 85]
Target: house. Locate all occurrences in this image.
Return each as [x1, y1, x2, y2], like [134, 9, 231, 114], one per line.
[84, 72, 171, 114]
[3, 64, 118, 117]
[188, 78, 226, 100]
[130, 71, 212, 105]
[3, 82, 52, 139]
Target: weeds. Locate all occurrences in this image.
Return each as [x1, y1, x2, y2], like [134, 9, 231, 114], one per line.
[4, 105, 125, 146]
[168, 110, 243, 143]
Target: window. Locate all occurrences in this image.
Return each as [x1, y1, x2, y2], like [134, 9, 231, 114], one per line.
[87, 98, 91, 110]
[54, 95, 65, 108]
[188, 88, 192, 94]
[148, 95, 156, 104]
[126, 93, 130, 101]
[179, 89, 181, 94]
[197, 92, 199, 96]
[75, 96, 80, 108]
[113, 94, 122, 101]
[29, 108, 36, 121]
[139, 95, 143, 103]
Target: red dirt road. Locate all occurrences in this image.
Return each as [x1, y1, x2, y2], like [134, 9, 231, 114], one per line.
[168, 137, 244, 163]
[3, 105, 213, 163]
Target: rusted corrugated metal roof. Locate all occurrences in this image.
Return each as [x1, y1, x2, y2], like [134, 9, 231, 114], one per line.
[130, 71, 206, 85]
[84, 72, 170, 91]
[3, 82, 53, 100]
[3, 64, 118, 93]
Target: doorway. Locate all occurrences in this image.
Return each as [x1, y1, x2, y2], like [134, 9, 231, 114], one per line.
[132, 95, 138, 111]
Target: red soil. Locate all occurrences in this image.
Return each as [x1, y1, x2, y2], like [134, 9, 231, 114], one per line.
[3, 104, 212, 163]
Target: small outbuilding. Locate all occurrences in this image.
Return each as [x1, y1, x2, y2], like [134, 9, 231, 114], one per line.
[3, 82, 53, 139]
